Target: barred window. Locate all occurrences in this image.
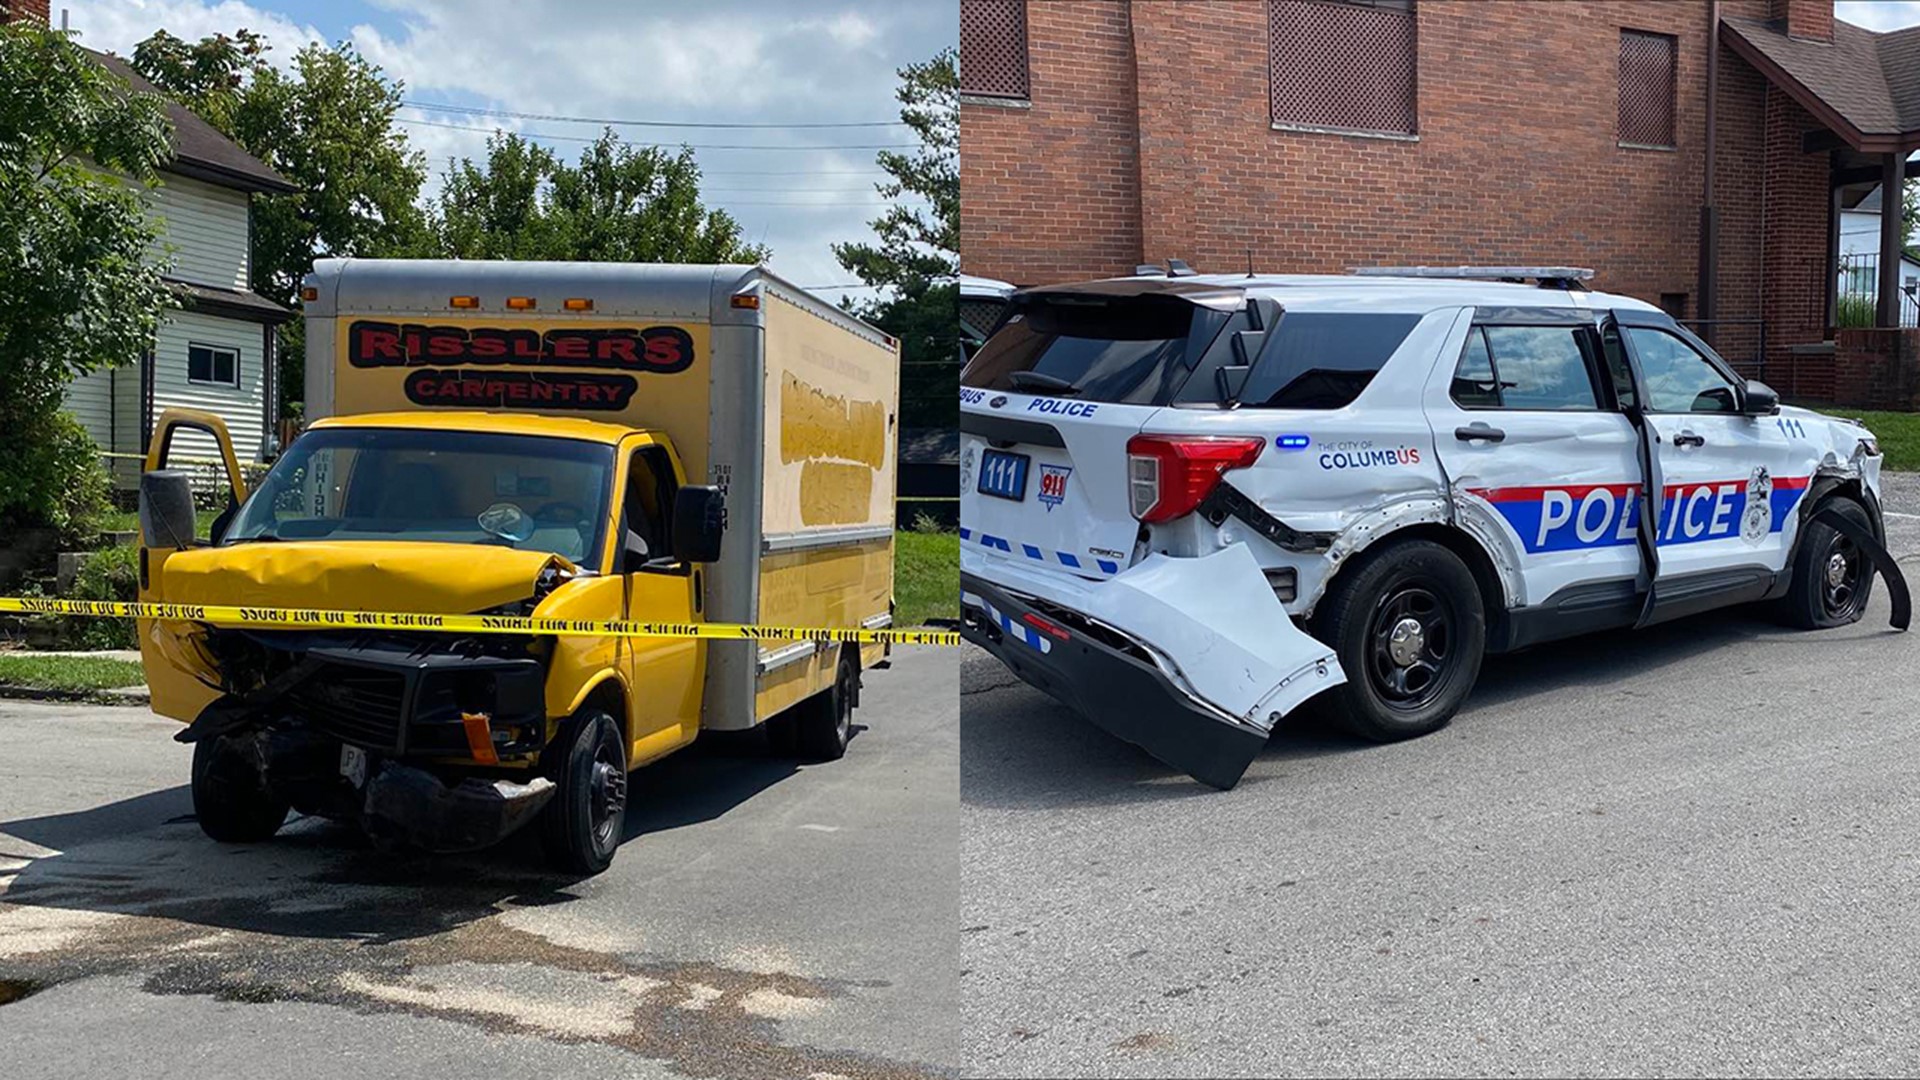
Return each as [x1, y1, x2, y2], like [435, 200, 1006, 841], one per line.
[1618, 29, 1676, 148]
[961, 0, 1029, 100]
[1269, 0, 1417, 137]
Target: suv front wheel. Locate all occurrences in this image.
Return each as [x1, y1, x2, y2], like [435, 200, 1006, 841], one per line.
[1313, 539, 1486, 742]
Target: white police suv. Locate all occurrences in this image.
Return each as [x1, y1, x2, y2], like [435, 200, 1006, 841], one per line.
[958, 266, 1908, 789]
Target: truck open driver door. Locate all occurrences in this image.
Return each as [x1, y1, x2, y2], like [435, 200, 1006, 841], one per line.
[136, 408, 251, 722]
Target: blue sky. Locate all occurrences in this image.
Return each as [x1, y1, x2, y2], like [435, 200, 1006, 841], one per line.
[69, 0, 955, 295]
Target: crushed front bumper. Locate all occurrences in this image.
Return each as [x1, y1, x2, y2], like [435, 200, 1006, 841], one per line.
[960, 544, 1345, 789]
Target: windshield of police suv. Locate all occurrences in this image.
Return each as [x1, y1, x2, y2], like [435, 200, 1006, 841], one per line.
[962, 294, 1421, 409]
[224, 427, 616, 565]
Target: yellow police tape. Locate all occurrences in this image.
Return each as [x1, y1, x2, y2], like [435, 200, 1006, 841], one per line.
[0, 597, 960, 647]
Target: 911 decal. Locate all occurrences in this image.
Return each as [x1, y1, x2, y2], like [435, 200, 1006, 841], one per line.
[1470, 471, 1809, 553]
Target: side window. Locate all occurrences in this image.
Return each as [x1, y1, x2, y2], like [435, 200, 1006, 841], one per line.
[1452, 325, 1600, 410]
[1625, 328, 1738, 413]
[624, 445, 679, 566]
[1449, 328, 1499, 408]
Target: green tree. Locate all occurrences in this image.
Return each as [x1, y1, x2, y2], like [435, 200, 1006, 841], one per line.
[0, 22, 175, 535]
[133, 30, 428, 416]
[423, 129, 766, 264]
[832, 48, 959, 432]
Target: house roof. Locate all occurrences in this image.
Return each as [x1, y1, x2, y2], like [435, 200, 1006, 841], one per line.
[166, 279, 295, 324]
[89, 49, 297, 194]
[1721, 16, 1920, 153]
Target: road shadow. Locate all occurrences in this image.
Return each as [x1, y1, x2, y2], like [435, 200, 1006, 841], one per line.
[0, 731, 813, 944]
[960, 595, 1904, 812]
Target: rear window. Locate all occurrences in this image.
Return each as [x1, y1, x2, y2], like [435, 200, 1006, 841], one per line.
[1227, 312, 1423, 409]
[962, 297, 1421, 410]
[961, 296, 1232, 405]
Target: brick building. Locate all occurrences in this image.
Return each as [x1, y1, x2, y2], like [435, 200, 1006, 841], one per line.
[960, 0, 1920, 407]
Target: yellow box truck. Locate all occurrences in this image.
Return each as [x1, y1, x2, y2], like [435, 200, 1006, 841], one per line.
[134, 259, 901, 873]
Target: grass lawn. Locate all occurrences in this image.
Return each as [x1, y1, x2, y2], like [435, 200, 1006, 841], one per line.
[0, 655, 145, 694]
[894, 529, 959, 629]
[1815, 409, 1920, 472]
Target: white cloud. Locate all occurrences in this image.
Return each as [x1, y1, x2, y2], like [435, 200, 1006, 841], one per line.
[57, 0, 946, 292]
[68, 0, 323, 62]
[1835, 1, 1920, 31]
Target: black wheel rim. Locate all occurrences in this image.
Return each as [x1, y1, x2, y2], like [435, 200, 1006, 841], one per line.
[1365, 583, 1455, 713]
[588, 741, 626, 848]
[1820, 532, 1867, 619]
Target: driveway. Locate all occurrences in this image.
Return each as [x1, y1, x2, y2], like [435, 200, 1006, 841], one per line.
[0, 647, 957, 1079]
[960, 472, 1920, 1077]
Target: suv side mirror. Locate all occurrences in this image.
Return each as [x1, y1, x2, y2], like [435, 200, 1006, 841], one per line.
[140, 469, 198, 549]
[1742, 379, 1780, 416]
[670, 486, 726, 564]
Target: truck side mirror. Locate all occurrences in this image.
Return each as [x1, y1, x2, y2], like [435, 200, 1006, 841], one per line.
[671, 486, 726, 564]
[140, 470, 198, 549]
[1742, 379, 1780, 416]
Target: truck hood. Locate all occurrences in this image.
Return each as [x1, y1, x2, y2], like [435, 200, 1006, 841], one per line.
[158, 541, 573, 615]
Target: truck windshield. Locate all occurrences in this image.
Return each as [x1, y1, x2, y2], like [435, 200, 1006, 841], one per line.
[224, 427, 616, 565]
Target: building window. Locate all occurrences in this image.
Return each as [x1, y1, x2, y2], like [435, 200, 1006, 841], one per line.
[1618, 29, 1676, 149]
[960, 0, 1029, 101]
[188, 342, 239, 388]
[1269, 0, 1418, 138]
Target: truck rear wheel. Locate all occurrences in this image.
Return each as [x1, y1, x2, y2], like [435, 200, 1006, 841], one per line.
[1313, 539, 1486, 743]
[794, 650, 856, 762]
[539, 709, 627, 875]
[190, 734, 289, 843]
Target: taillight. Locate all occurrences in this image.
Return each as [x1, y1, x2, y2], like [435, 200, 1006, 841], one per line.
[1126, 435, 1266, 523]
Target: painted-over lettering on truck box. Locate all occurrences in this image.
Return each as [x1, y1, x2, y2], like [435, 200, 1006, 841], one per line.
[134, 259, 901, 873]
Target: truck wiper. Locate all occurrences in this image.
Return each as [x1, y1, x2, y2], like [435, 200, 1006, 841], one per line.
[1007, 371, 1081, 395]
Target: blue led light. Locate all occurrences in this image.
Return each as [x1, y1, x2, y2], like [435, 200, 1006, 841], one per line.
[1276, 434, 1311, 450]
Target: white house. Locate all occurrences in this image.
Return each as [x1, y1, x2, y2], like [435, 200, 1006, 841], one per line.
[62, 49, 298, 479]
[1837, 183, 1920, 327]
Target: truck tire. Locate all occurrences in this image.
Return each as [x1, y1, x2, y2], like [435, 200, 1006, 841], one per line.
[539, 709, 627, 875]
[191, 734, 288, 843]
[1312, 539, 1486, 743]
[794, 650, 856, 762]
[1780, 497, 1876, 629]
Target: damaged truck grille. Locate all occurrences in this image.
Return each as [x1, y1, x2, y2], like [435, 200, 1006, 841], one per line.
[217, 631, 549, 759]
[283, 664, 411, 752]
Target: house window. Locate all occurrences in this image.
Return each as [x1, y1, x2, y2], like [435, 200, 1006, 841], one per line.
[1269, 0, 1418, 138]
[960, 0, 1029, 101]
[188, 343, 239, 388]
[1618, 29, 1677, 149]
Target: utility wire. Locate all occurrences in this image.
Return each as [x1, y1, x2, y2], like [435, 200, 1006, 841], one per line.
[402, 99, 907, 129]
[399, 115, 914, 150]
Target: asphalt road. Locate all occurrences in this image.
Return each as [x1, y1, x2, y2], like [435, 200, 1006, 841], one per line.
[961, 471, 1920, 1077]
[0, 646, 956, 1079]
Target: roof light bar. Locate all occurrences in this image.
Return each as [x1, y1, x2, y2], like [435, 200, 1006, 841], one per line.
[1351, 265, 1595, 282]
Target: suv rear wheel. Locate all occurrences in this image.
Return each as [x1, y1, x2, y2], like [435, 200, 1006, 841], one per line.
[1779, 497, 1876, 629]
[1313, 539, 1486, 742]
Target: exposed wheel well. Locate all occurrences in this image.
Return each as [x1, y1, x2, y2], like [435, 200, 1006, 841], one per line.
[1329, 524, 1508, 640]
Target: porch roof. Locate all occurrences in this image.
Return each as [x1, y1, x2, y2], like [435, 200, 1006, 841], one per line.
[1721, 15, 1920, 154]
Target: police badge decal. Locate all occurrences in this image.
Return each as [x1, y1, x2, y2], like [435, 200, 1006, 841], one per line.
[1742, 466, 1773, 545]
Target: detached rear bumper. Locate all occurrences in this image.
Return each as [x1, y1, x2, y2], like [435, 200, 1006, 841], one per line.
[960, 574, 1270, 790]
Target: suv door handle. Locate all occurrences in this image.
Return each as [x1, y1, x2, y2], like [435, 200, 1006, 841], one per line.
[1672, 430, 1705, 448]
[1454, 422, 1506, 443]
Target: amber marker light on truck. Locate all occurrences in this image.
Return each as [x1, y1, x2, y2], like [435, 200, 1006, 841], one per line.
[450, 295, 479, 309]
[299, 286, 318, 302]
[564, 298, 594, 311]
[731, 294, 761, 309]
[506, 296, 537, 310]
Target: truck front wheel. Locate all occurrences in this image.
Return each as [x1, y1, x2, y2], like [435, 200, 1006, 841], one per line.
[190, 734, 289, 843]
[539, 709, 627, 875]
